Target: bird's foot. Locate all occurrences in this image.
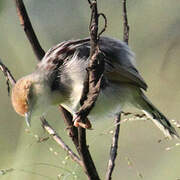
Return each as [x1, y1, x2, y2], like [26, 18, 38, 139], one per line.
[73, 116, 92, 129]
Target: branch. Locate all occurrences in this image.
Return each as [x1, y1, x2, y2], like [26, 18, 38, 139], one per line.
[76, 0, 104, 128]
[13, 0, 45, 60]
[106, 113, 121, 180]
[58, 106, 79, 149]
[98, 13, 107, 38]
[122, 0, 130, 44]
[72, 0, 106, 179]
[105, 1, 130, 179]
[0, 59, 16, 95]
[105, 2, 130, 178]
[40, 117, 83, 168]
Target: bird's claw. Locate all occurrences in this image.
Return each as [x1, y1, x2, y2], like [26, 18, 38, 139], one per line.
[73, 116, 92, 129]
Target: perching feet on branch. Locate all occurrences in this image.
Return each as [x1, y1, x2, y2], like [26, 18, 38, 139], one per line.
[73, 116, 92, 129]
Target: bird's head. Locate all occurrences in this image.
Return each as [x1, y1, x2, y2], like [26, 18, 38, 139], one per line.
[11, 76, 34, 127]
[11, 74, 53, 127]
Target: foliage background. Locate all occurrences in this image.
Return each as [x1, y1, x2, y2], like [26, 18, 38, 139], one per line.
[0, 0, 180, 179]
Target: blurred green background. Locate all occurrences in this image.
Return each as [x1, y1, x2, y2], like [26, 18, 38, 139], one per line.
[0, 0, 180, 179]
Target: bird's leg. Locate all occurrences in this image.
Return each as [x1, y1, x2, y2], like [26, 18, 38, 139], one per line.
[73, 116, 92, 129]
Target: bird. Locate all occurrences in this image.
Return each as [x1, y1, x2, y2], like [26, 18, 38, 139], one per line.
[11, 36, 179, 139]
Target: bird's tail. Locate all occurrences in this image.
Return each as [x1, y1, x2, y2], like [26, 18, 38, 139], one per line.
[137, 92, 179, 139]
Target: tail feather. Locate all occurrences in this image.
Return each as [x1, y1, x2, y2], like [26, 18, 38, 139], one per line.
[139, 93, 179, 139]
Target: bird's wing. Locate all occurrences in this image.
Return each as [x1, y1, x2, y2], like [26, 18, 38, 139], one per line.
[104, 58, 147, 90]
[97, 37, 148, 90]
[37, 36, 147, 90]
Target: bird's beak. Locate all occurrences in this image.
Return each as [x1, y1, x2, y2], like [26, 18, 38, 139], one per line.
[25, 112, 31, 127]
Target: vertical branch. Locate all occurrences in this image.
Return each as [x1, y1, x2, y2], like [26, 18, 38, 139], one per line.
[14, 0, 45, 60]
[89, 1, 99, 56]
[74, 0, 103, 179]
[106, 0, 130, 178]
[78, 126, 100, 180]
[122, 0, 130, 44]
[106, 113, 121, 180]
[76, 1, 104, 118]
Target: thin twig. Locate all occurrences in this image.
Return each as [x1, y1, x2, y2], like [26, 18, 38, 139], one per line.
[98, 13, 107, 38]
[13, 0, 45, 60]
[73, 0, 105, 179]
[0, 59, 16, 95]
[0, 59, 16, 85]
[106, 113, 121, 180]
[122, 0, 129, 44]
[40, 117, 83, 168]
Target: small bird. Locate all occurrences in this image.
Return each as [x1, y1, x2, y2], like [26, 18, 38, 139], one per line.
[11, 37, 179, 138]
